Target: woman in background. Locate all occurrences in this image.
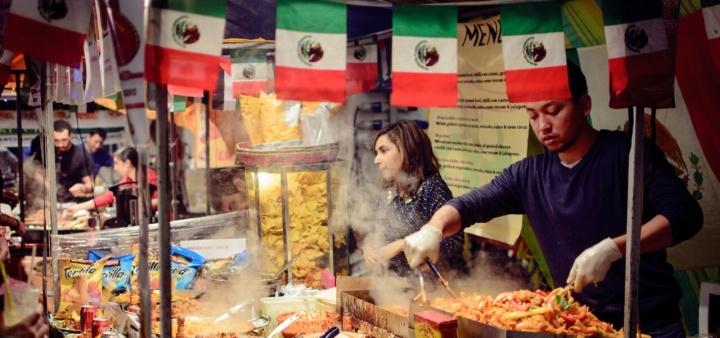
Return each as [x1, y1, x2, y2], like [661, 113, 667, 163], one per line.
[64, 146, 158, 217]
[362, 121, 466, 276]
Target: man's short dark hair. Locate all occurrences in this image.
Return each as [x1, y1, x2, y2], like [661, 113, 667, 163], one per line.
[568, 61, 588, 102]
[89, 128, 107, 140]
[53, 120, 72, 134]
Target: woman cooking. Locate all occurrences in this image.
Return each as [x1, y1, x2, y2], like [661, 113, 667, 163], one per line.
[362, 120, 466, 277]
[63, 146, 158, 218]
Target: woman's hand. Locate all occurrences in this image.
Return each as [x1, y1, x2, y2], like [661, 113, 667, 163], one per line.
[62, 207, 76, 219]
[0, 308, 50, 338]
[364, 240, 405, 268]
[378, 240, 405, 263]
[0, 238, 9, 261]
[363, 246, 381, 268]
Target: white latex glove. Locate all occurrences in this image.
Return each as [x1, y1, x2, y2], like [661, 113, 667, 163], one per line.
[403, 224, 443, 269]
[567, 238, 623, 292]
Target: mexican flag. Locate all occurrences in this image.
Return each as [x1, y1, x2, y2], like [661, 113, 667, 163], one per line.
[3, 0, 93, 67]
[229, 44, 271, 96]
[603, 0, 674, 108]
[275, 0, 347, 102]
[703, 0, 720, 70]
[0, 50, 13, 89]
[213, 56, 236, 111]
[501, 2, 570, 103]
[347, 43, 378, 95]
[392, 6, 457, 107]
[145, 0, 227, 91]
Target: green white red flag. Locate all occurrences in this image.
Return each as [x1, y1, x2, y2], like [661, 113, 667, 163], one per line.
[603, 0, 674, 108]
[501, 2, 570, 103]
[347, 43, 378, 95]
[392, 6, 457, 107]
[229, 43, 272, 97]
[275, 0, 347, 102]
[3, 0, 93, 67]
[703, 0, 720, 70]
[0, 50, 13, 89]
[145, 0, 227, 91]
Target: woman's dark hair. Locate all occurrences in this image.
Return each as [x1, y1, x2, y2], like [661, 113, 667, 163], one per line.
[373, 120, 440, 191]
[568, 61, 588, 103]
[114, 146, 138, 168]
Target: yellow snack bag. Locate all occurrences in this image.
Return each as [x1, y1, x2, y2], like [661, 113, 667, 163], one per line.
[259, 92, 302, 146]
[240, 94, 264, 146]
[56, 257, 109, 321]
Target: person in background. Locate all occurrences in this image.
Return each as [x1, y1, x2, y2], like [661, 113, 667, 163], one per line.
[84, 128, 114, 178]
[31, 120, 94, 202]
[0, 190, 25, 235]
[402, 62, 702, 337]
[0, 147, 18, 189]
[362, 120, 466, 277]
[0, 190, 48, 338]
[63, 146, 159, 217]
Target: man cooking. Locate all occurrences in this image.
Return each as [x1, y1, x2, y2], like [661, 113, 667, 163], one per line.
[402, 62, 703, 337]
[32, 120, 94, 203]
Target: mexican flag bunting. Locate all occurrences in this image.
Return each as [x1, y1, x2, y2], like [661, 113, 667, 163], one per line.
[212, 56, 236, 111]
[603, 0, 674, 108]
[501, 2, 570, 103]
[703, 0, 720, 70]
[275, 0, 347, 102]
[0, 50, 13, 89]
[347, 43, 378, 95]
[229, 43, 272, 96]
[3, 0, 93, 67]
[145, 0, 227, 91]
[168, 84, 203, 97]
[392, 6, 457, 107]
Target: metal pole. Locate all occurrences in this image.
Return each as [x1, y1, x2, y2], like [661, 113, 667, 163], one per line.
[169, 112, 178, 219]
[325, 164, 334, 273]
[42, 63, 60, 313]
[136, 146, 152, 338]
[156, 85, 172, 338]
[12, 70, 25, 222]
[203, 91, 211, 215]
[624, 106, 644, 338]
[281, 167, 292, 284]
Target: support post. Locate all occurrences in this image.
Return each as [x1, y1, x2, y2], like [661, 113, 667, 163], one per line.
[624, 106, 644, 338]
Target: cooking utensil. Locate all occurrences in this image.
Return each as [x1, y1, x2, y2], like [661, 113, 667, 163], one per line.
[266, 311, 304, 338]
[319, 326, 340, 338]
[425, 257, 458, 298]
[212, 300, 252, 324]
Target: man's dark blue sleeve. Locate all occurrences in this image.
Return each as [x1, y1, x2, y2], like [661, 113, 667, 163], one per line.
[446, 161, 526, 228]
[101, 149, 114, 167]
[644, 142, 703, 244]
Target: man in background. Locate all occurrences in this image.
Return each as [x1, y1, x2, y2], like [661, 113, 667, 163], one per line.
[84, 128, 114, 178]
[32, 120, 94, 202]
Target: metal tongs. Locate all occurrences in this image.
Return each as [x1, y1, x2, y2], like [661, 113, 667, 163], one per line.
[266, 311, 304, 338]
[424, 257, 458, 298]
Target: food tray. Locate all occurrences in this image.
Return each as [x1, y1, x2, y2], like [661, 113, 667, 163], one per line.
[261, 295, 335, 330]
[409, 302, 574, 338]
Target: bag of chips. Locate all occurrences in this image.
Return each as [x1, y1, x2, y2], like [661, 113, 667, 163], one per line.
[130, 244, 205, 291]
[88, 251, 134, 302]
[170, 246, 206, 289]
[56, 257, 110, 321]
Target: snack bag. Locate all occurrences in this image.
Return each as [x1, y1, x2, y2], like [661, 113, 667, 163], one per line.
[56, 257, 109, 321]
[130, 244, 161, 290]
[259, 92, 302, 146]
[170, 246, 206, 289]
[88, 251, 134, 302]
[240, 94, 264, 146]
[130, 244, 205, 290]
